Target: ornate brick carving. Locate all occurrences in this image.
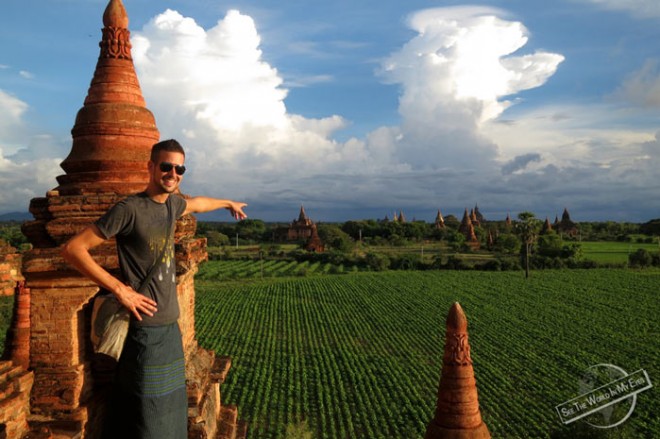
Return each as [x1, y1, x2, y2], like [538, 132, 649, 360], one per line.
[425, 302, 490, 439]
[100, 27, 132, 60]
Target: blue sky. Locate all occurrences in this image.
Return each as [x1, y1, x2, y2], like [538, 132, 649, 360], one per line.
[1, 0, 659, 222]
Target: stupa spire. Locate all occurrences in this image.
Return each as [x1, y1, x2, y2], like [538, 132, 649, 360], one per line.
[56, 0, 159, 196]
[298, 204, 308, 222]
[435, 209, 445, 229]
[425, 303, 491, 439]
[103, 0, 129, 29]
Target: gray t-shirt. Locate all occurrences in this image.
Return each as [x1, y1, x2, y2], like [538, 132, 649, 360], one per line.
[95, 192, 187, 326]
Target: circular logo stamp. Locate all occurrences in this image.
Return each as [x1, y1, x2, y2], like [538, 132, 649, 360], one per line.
[577, 364, 636, 428]
[556, 363, 652, 428]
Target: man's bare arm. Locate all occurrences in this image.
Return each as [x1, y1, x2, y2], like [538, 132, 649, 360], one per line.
[183, 196, 247, 219]
[60, 225, 157, 321]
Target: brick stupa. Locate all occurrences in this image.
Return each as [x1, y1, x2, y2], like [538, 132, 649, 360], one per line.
[425, 302, 491, 439]
[17, 1, 244, 437]
[458, 209, 480, 250]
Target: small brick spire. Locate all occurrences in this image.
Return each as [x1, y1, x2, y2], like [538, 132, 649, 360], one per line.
[425, 302, 491, 439]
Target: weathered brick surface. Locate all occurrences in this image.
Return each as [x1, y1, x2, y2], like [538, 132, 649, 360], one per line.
[217, 405, 239, 439]
[0, 361, 34, 439]
[425, 303, 490, 439]
[0, 241, 23, 296]
[30, 365, 88, 413]
[29, 285, 95, 370]
[3, 282, 31, 369]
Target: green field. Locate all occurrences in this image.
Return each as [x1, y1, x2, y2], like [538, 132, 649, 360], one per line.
[1, 268, 656, 438]
[196, 258, 359, 280]
[581, 241, 659, 264]
[195, 267, 659, 438]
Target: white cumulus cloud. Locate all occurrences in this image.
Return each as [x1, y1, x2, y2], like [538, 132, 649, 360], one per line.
[0, 91, 63, 212]
[128, 6, 572, 217]
[133, 9, 377, 203]
[377, 6, 564, 169]
[8, 5, 656, 220]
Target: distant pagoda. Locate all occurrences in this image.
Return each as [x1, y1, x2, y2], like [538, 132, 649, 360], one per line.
[458, 209, 480, 250]
[541, 217, 553, 234]
[555, 208, 578, 237]
[287, 205, 315, 241]
[304, 224, 325, 253]
[435, 210, 446, 229]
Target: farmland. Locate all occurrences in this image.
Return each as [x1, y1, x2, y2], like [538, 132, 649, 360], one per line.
[580, 241, 659, 264]
[199, 237, 660, 282]
[0, 267, 656, 438]
[194, 268, 659, 438]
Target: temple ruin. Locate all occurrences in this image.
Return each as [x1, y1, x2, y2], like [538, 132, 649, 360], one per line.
[2, 1, 244, 437]
[458, 209, 480, 250]
[554, 208, 578, 237]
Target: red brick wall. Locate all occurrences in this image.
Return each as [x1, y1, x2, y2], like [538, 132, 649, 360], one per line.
[0, 247, 23, 296]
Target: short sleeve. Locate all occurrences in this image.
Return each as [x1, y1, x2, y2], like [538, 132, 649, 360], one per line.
[95, 199, 135, 239]
[171, 194, 188, 219]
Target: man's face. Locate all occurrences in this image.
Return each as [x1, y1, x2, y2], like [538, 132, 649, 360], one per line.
[149, 151, 185, 194]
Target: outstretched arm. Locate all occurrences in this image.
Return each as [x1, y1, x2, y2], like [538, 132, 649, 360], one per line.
[183, 196, 248, 219]
[61, 225, 158, 321]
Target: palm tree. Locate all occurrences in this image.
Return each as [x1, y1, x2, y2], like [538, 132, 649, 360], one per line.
[515, 211, 540, 278]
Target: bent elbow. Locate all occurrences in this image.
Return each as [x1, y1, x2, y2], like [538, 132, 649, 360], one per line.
[60, 241, 73, 263]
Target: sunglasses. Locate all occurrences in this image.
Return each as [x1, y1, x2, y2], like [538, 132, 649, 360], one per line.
[159, 161, 186, 175]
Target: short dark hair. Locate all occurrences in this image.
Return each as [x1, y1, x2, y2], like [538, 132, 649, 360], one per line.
[150, 139, 185, 162]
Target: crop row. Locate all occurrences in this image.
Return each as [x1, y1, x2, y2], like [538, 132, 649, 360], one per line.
[195, 269, 659, 438]
[196, 259, 361, 281]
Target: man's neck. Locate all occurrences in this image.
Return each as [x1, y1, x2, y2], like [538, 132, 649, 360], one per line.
[144, 186, 170, 204]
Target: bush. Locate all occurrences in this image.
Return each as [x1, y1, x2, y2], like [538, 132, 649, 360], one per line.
[576, 259, 599, 269]
[482, 259, 502, 271]
[444, 255, 472, 270]
[531, 255, 565, 269]
[499, 257, 521, 271]
[652, 252, 660, 267]
[390, 254, 420, 270]
[364, 252, 390, 271]
[628, 249, 652, 268]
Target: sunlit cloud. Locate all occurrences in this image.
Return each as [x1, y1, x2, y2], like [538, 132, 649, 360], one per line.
[0, 89, 29, 153]
[0, 90, 28, 122]
[1, 4, 658, 221]
[133, 8, 373, 203]
[0, 92, 62, 211]
[377, 6, 564, 168]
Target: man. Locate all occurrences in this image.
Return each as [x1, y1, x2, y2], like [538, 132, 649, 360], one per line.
[61, 139, 247, 438]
